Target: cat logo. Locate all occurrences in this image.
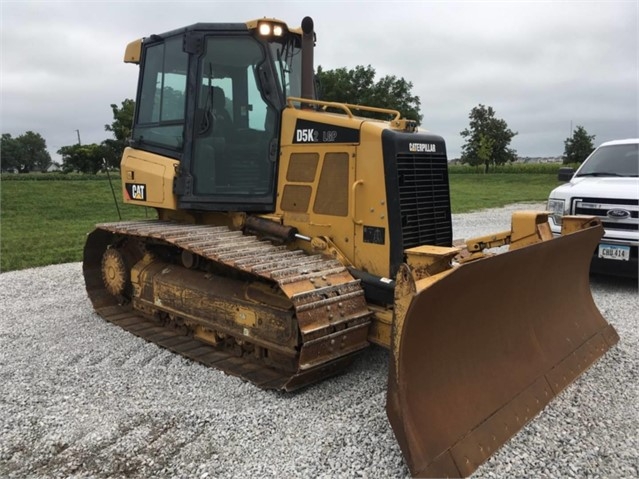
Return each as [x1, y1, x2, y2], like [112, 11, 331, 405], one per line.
[409, 143, 436, 153]
[125, 183, 147, 201]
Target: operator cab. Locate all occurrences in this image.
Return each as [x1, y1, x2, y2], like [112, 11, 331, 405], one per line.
[129, 19, 305, 212]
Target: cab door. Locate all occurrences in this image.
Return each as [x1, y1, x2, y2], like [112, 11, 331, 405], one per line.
[182, 34, 282, 211]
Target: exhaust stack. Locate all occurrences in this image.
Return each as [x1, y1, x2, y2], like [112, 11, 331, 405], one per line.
[301, 16, 315, 102]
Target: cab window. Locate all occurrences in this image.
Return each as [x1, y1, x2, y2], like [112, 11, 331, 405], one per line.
[134, 37, 188, 149]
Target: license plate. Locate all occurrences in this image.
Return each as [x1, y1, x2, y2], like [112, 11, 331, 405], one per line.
[598, 244, 630, 261]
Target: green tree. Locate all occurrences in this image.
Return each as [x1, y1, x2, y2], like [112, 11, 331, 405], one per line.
[58, 143, 106, 174]
[477, 133, 495, 170]
[100, 139, 123, 170]
[0, 131, 51, 173]
[21, 131, 53, 172]
[460, 104, 517, 173]
[1, 134, 23, 172]
[104, 99, 135, 168]
[316, 65, 422, 124]
[563, 125, 595, 164]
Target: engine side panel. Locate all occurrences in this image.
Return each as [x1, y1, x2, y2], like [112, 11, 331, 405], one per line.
[121, 147, 179, 210]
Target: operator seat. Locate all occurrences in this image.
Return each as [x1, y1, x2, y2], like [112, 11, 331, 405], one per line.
[212, 86, 232, 125]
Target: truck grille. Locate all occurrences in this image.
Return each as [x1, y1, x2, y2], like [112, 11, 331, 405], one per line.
[396, 153, 452, 248]
[573, 197, 639, 232]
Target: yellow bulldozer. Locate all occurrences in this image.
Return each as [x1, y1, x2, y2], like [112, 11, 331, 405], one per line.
[83, 17, 619, 477]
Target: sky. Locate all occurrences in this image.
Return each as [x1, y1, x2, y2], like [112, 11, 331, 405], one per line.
[1, 0, 637, 162]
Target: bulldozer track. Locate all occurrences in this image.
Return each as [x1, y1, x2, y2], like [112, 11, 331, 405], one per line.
[84, 220, 372, 391]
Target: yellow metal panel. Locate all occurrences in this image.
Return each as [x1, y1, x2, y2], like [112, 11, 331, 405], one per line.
[352, 121, 392, 277]
[280, 105, 365, 142]
[367, 306, 393, 348]
[277, 107, 395, 277]
[277, 107, 361, 263]
[405, 245, 460, 279]
[245, 18, 288, 30]
[124, 39, 142, 64]
[120, 147, 179, 210]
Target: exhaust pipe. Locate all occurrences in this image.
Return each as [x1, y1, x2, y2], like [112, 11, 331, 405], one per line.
[301, 16, 315, 103]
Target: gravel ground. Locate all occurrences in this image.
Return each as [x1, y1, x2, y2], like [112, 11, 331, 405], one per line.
[1, 203, 637, 478]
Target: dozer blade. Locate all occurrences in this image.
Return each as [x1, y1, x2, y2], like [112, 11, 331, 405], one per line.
[386, 223, 619, 478]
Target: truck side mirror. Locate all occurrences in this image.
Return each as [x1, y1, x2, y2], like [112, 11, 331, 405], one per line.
[558, 167, 575, 182]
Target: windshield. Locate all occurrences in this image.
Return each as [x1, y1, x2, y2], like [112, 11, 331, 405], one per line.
[269, 36, 302, 99]
[577, 143, 639, 177]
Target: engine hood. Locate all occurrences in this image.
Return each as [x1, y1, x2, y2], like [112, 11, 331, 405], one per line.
[550, 176, 639, 200]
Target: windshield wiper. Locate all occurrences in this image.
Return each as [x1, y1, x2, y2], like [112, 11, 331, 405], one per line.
[576, 172, 626, 177]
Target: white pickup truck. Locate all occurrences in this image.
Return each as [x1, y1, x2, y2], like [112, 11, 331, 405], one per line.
[547, 138, 638, 278]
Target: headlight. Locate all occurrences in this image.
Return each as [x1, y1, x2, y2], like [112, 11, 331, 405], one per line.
[259, 23, 271, 35]
[547, 198, 565, 225]
[257, 21, 285, 37]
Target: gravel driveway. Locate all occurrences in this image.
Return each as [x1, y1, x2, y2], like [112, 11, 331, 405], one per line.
[1, 204, 637, 478]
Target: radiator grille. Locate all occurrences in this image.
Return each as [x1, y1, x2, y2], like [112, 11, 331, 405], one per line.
[573, 197, 639, 232]
[396, 153, 452, 248]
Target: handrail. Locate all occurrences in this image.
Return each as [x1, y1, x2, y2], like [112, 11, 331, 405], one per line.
[350, 180, 365, 225]
[286, 97, 402, 121]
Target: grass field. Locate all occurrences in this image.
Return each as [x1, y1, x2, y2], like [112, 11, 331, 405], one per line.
[450, 173, 558, 212]
[1, 178, 154, 272]
[0, 172, 560, 272]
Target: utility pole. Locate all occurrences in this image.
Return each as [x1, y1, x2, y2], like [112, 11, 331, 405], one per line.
[75, 129, 81, 145]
